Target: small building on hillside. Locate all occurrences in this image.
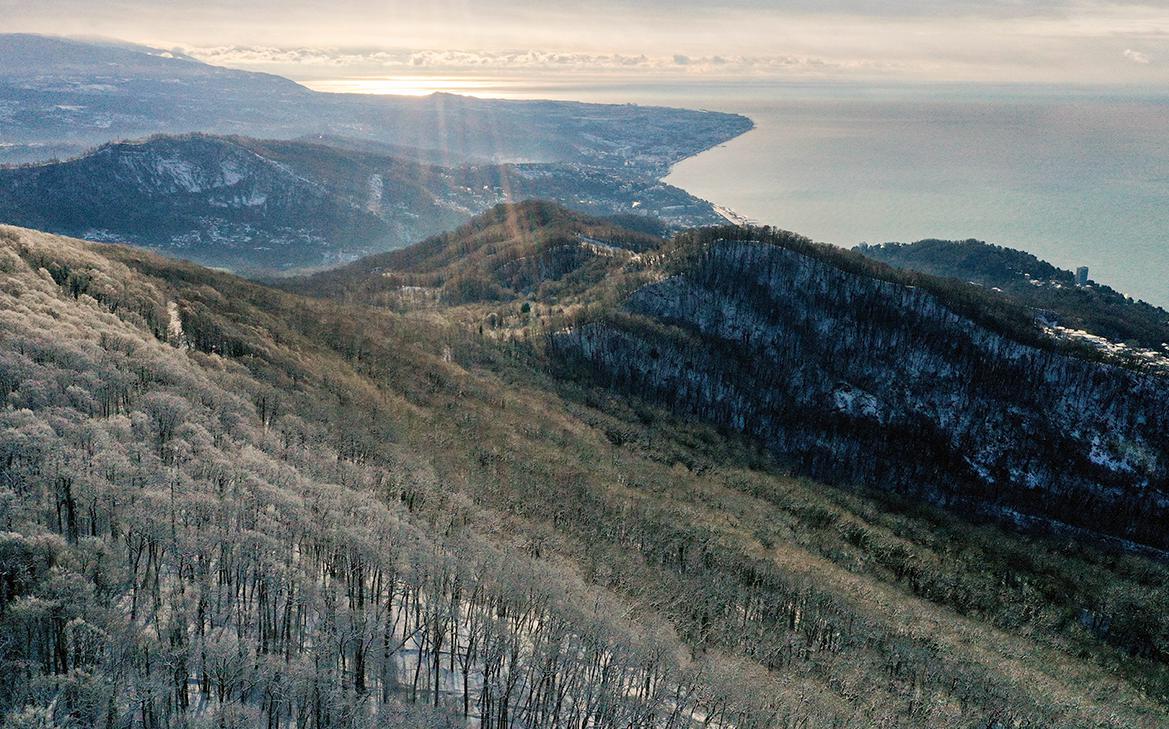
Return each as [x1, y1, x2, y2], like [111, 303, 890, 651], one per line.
[1075, 266, 1090, 286]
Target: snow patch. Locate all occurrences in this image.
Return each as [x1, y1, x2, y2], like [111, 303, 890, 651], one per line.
[1043, 323, 1169, 373]
[82, 229, 125, 243]
[166, 301, 184, 345]
[366, 174, 384, 215]
[831, 383, 882, 421]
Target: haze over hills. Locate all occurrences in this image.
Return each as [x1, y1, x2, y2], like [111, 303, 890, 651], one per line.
[0, 133, 725, 271]
[0, 34, 748, 270]
[0, 34, 752, 169]
[1, 207, 1168, 728]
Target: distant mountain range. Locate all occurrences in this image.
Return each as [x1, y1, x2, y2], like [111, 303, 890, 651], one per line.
[0, 34, 752, 170]
[0, 133, 728, 271]
[0, 34, 749, 270]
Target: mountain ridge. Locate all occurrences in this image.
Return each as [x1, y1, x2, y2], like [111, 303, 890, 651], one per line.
[859, 238, 1169, 354]
[289, 205, 1169, 553]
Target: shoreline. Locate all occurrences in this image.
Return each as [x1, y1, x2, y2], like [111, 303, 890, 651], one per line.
[711, 203, 753, 226]
[663, 115, 757, 228]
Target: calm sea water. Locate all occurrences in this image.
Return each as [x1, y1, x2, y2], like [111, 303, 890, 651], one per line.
[311, 78, 1169, 307]
[664, 84, 1169, 309]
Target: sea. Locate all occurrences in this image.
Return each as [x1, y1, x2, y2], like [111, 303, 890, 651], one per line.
[307, 77, 1169, 308]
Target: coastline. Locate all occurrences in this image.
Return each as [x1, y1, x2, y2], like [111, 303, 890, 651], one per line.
[711, 203, 753, 226]
[663, 114, 757, 228]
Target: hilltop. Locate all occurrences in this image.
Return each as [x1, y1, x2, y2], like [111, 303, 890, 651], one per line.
[293, 201, 663, 305]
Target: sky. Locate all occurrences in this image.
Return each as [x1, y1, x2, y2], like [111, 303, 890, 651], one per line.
[3, 0, 1169, 86]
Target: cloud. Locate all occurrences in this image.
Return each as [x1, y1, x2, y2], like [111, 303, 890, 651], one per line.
[183, 44, 891, 78]
[1123, 48, 1152, 64]
[13, 0, 1169, 85]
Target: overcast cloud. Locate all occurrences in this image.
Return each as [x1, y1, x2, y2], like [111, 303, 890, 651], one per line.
[2, 0, 1167, 84]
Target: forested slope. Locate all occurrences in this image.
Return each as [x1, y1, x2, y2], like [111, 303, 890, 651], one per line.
[2, 219, 1168, 727]
[0, 225, 777, 728]
[296, 207, 1169, 552]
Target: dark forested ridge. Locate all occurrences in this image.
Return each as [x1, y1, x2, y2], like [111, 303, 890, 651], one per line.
[859, 238, 1169, 352]
[3, 210, 1169, 728]
[291, 201, 663, 306]
[550, 226, 1169, 553]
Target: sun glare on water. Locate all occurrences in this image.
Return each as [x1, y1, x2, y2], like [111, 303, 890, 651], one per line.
[301, 76, 531, 98]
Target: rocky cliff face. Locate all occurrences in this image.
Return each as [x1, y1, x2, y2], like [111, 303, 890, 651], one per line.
[552, 235, 1169, 550]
